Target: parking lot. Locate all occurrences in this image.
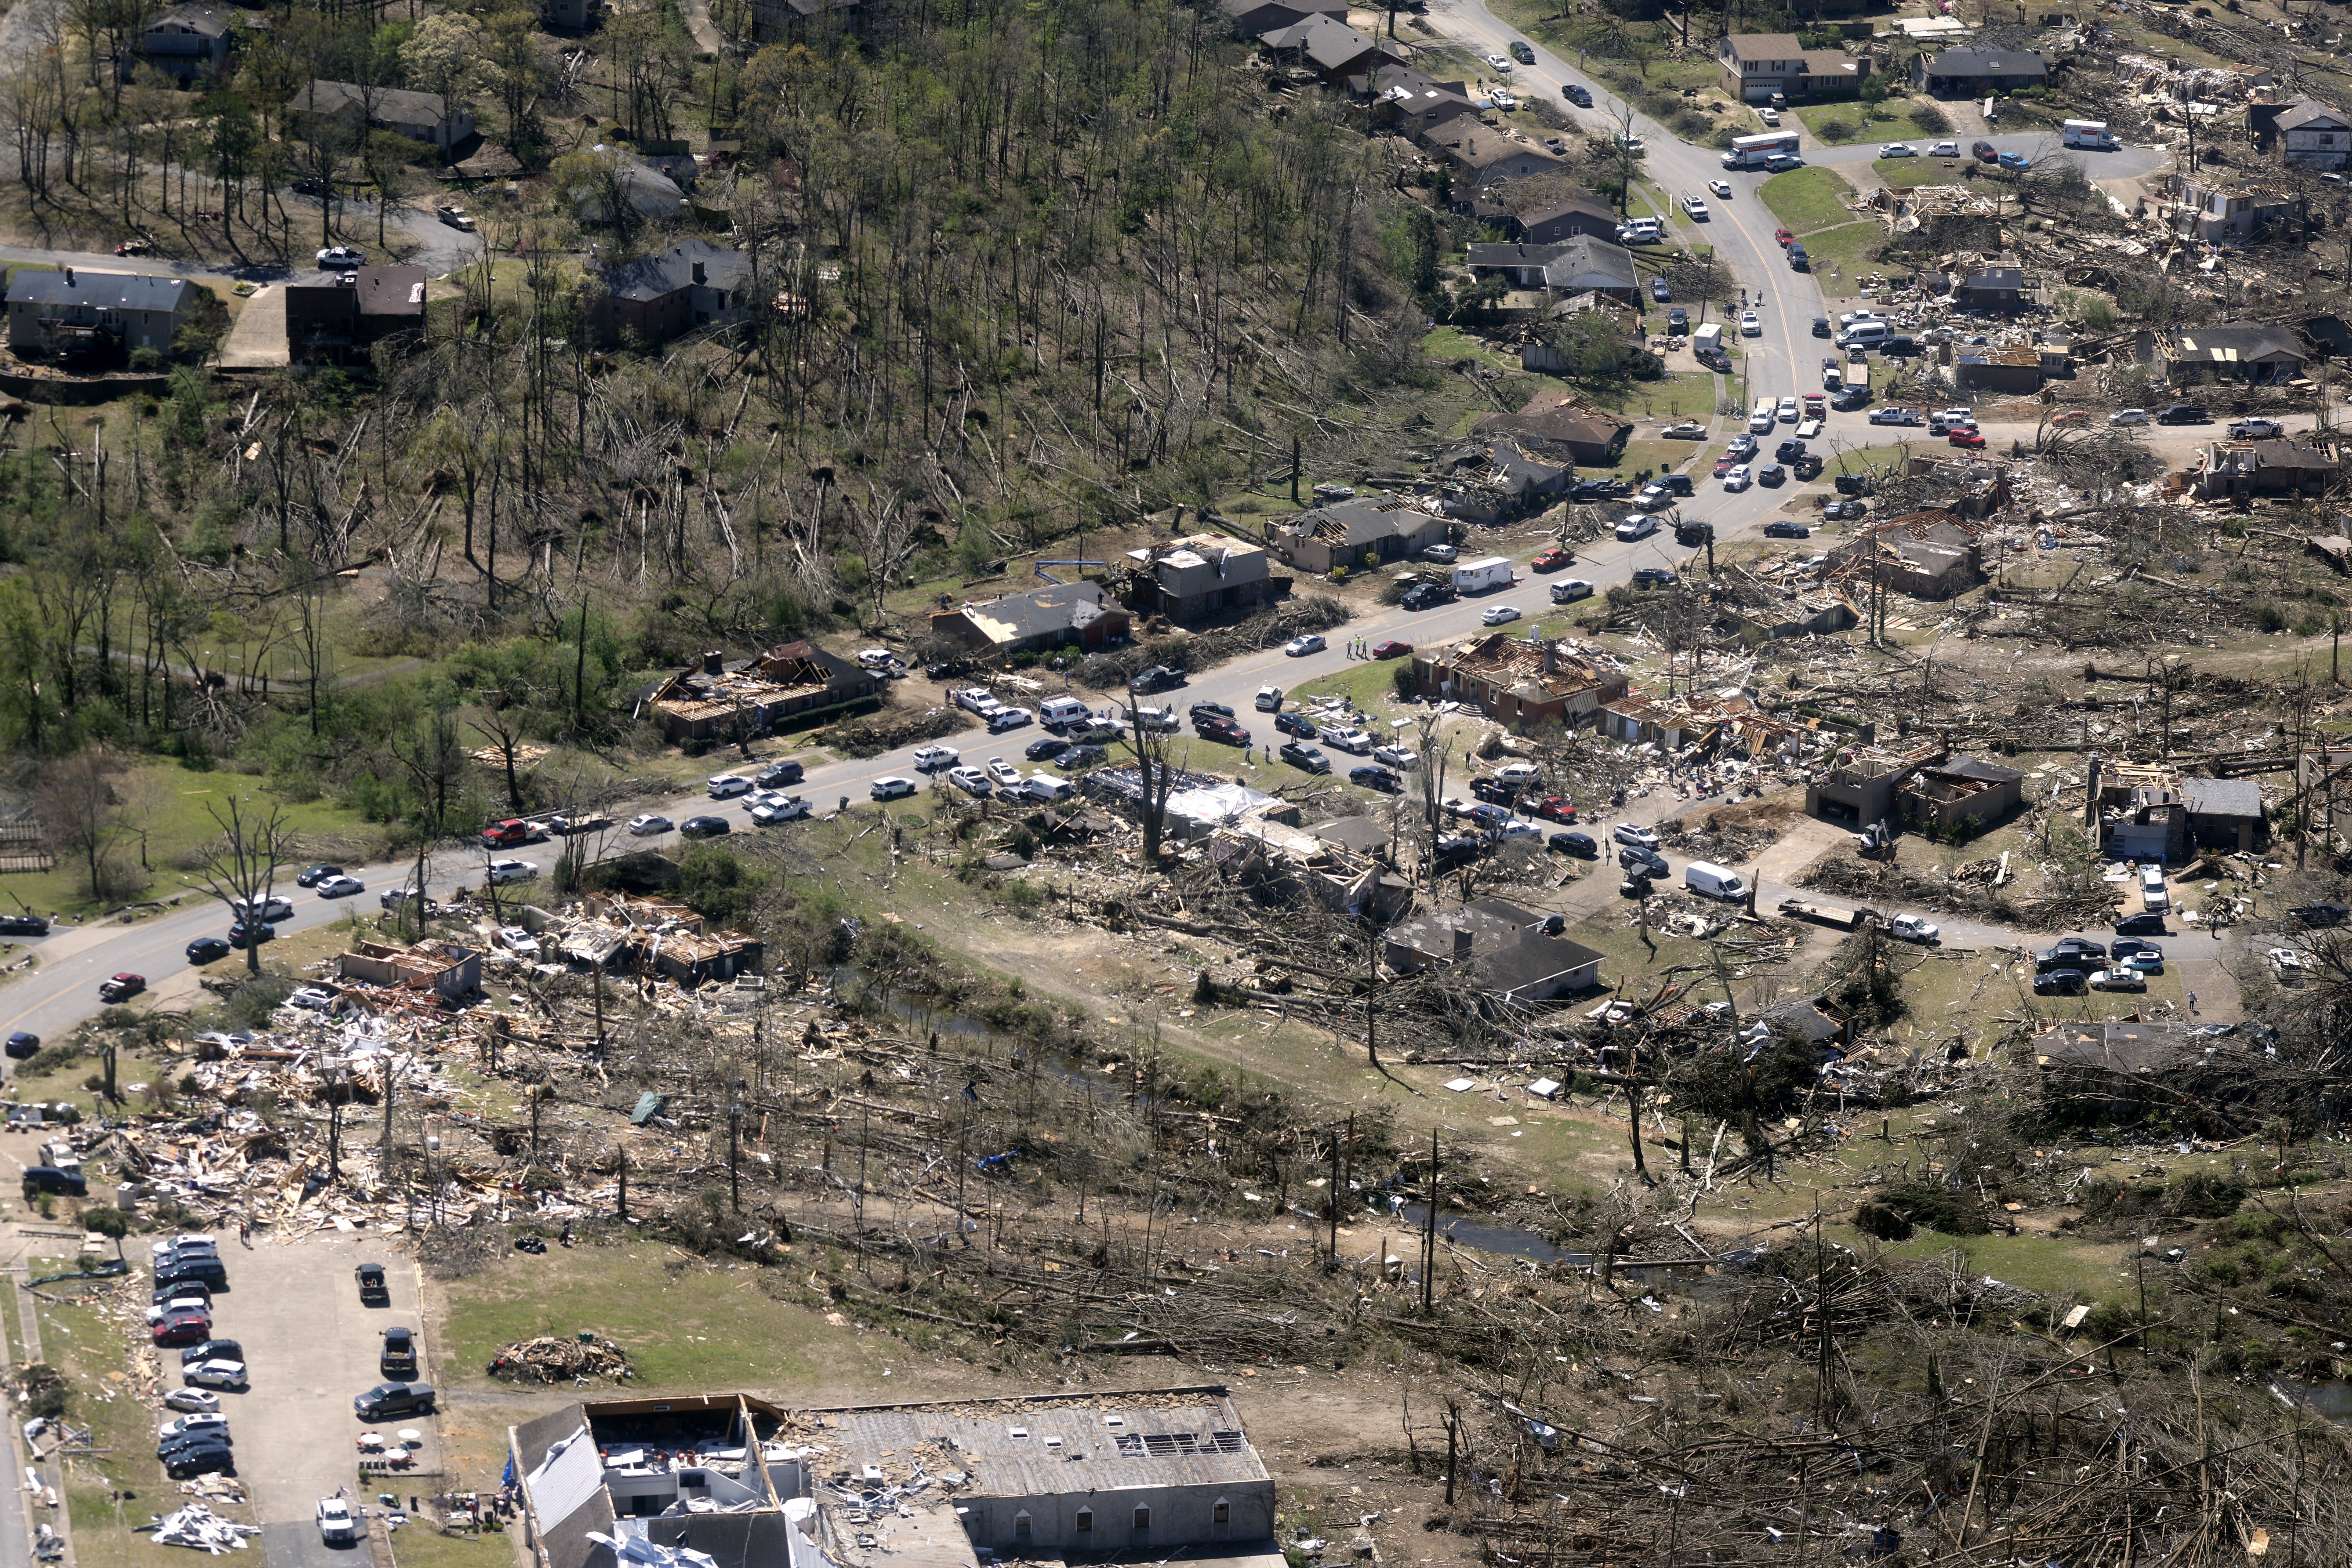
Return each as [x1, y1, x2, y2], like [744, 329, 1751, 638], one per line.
[173, 1236, 435, 1568]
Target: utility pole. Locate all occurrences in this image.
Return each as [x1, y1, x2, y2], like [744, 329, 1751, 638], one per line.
[381, 1054, 395, 1161]
[729, 1099, 742, 1211]
[1327, 1124, 1341, 1263]
[618, 1143, 628, 1223]
[1421, 1130, 1439, 1315]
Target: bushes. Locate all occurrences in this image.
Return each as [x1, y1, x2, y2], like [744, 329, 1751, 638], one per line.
[1908, 102, 1951, 134]
[1863, 1181, 1995, 1236]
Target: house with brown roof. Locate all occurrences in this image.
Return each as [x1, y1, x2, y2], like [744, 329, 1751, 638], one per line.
[1471, 390, 1634, 464]
[1363, 65, 1479, 134]
[1417, 118, 1570, 194]
[1715, 33, 1868, 103]
[1407, 634, 1627, 729]
[1510, 193, 1621, 245]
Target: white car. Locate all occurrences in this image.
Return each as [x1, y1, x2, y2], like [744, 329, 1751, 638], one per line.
[947, 766, 993, 796]
[485, 858, 538, 886]
[986, 706, 1034, 732]
[952, 686, 1001, 715]
[497, 926, 537, 955]
[1284, 634, 1326, 657]
[1127, 705, 1179, 731]
[1488, 92, 1518, 110]
[162, 1414, 231, 1443]
[1612, 822, 1660, 849]
[1887, 913, 1940, 944]
[1485, 52, 1510, 69]
[1480, 605, 1521, 626]
[2110, 408, 2151, 426]
[987, 758, 1022, 787]
[1934, 407, 1977, 427]
[1550, 578, 1594, 603]
[1324, 729, 1374, 755]
[316, 875, 364, 898]
[316, 245, 364, 267]
[1929, 140, 1960, 156]
[1838, 310, 1883, 327]
[626, 814, 671, 837]
[1759, 107, 1780, 125]
[1722, 465, 1752, 491]
[162, 1388, 220, 1415]
[183, 1360, 247, 1391]
[1681, 194, 1709, 219]
[1879, 142, 1916, 158]
[707, 773, 752, 798]
[1777, 396, 1798, 422]
[1494, 761, 1543, 785]
[1706, 178, 1732, 198]
[318, 1499, 358, 1545]
[286, 985, 337, 1011]
[871, 777, 916, 801]
[854, 648, 897, 669]
[748, 794, 810, 824]
[2269, 947, 2309, 978]
[911, 744, 961, 772]
[1372, 744, 1418, 769]
[1740, 311, 1761, 336]
[1498, 820, 1543, 842]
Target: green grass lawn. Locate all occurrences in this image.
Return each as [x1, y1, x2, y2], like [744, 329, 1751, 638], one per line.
[1872, 156, 1966, 187]
[1790, 100, 1903, 143]
[1801, 222, 1891, 296]
[1824, 441, 1915, 473]
[1579, 372, 1720, 421]
[1759, 165, 1861, 233]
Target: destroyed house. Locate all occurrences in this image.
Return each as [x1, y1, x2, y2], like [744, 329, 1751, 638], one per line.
[1955, 264, 2024, 312]
[2089, 759, 2265, 857]
[1760, 996, 1851, 1050]
[2034, 1020, 2207, 1075]
[1122, 533, 1276, 622]
[2162, 322, 2308, 385]
[1831, 512, 1985, 599]
[1431, 441, 1572, 524]
[1209, 817, 1410, 918]
[1805, 742, 1944, 828]
[646, 645, 880, 743]
[1897, 755, 2024, 835]
[2198, 437, 2339, 498]
[1910, 47, 2047, 93]
[1715, 582, 1860, 641]
[1409, 635, 1626, 730]
[1266, 497, 1446, 573]
[1953, 346, 2042, 394]
[2031, 1021, 2252, 1130]
[335, 939, 481, 1002]
[1382, 898, 1602, 1005]
[1600, 692, 1813, 760]
[573, 894, 766, 984]
[1085, 767, 1293, 841]
[511, 1394, 799, 1568]
[929, 580, 1129, 657]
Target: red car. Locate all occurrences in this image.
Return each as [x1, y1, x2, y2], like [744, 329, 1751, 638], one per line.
[1530, 547, 1573, 572]
[1532, 795, 1578, 824]
[1972, 140, 1998, 162]
[1370, 640, 1413, 659]
[1774, 226, 1793, 247]
[153, 1312, 212, 1347]
[1713, 455, 1739, 475]
[99, 973, 145, 1003]
[481, 817, 533, 848]
[1948, 429, 1986, 449]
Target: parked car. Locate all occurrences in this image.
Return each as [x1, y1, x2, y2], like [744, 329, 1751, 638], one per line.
[2032, 968, 2086, 996]
[870, 777, 917, 801]
[1025, 737, 1071, 762]
[1758, 464, 1786, 486]
[1055, 745, 1107, 771]
[1274, 711, 1318, 739]
[1283, 633, 1327, 657]
[1196, 717, 1250, 746]
[1550, 578, 1595, 603]
[184, 1359, 248, 1390]
[749, 795, 811, 825]
[1550, 831, 1597, 857]
[2156, 405, 2211, 425]
[1350, 766, 1400, 792]
[706, 773, 753, 798]
[1887, 914, 1939, 944]
[352, 1382, 436, 1420]
[1532, 795, 1577, 824]
[0, 914, 46, 936]
[316, 245, 364, 267]
[485, 858, 539, 885]
[185, 936, 232, 965]
[1480, 605, 1521, 626]
[2037, 938, 2107, 968]
[755, 760, 805, 788]
[318, 1498, 359, 1544]
[1278, 741, 1330, 773]
[1372, 743, 1418, 770]
[987, 706, 1034, 732]
[295, 863, 343, 887]
[1530, 547, 1572, 572]
[2229, 417, 2285, 439]
[1869, 407, 1922, 425]
[163, 1388, 221, 1414]
[1619, 846, 1670, 877]
[1130, 664, 1186, 692]
[2088, 967, 2147, 992]
[1949, 429, 1987, 449]
[1612, 822, 1660, 849]
[1633, 567, 1679, 587]
[1723, 464, 1752, 491]
[2290, 902, 2351, 927]
[1762, 521, 1809, 539]
[1323, 728, 1374, 755]
[165, 1443, 236, 1480]
[946, 766, 992, 796]
[1370, 639, 1413, 658]
[2114, 912, 2167, 935]
[227, 921, 274, 950]
[3, 1031, 37, 1060]
[100, 973, 145, 1003]
[626, 814, 673, 836]
[1879, 142, 1916, 157]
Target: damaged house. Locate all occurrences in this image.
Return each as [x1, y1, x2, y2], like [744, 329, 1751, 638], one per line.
[1896, 756, 2026, 835]
[2163, 172, 2301, 242]
[1266, 497, 1448, 574]
[1364, 65, 1479, 135]
[334, 939, 481, 1003]
[1122, 533, 1278, 622]
[1383, 898, 1604, 1006]
[2160, 322, 2309, 386]
[2196, 437, 2340, 499]
[568, 894, 764, 984]
[1472, 390, 1634, 465]
[1408, 635, 1628, 729]
[646, 645, 882, 743]
[2090, 759, 2267, 858]
[1804, 741, 1945, 828]
[1426, 441, 1573, 524]
[928, 581, 1130, 658]
[2266, 97, 2350, 171]
[1416, 118, 1568, 196]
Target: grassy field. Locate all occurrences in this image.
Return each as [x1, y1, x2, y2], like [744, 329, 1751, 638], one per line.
[1759, 165, 1861, 232]
[1802, 223, 1891, 297]
[1872, 156, 1968, 188]
[1789, 100, 1903, 143]
[1581, 373, 1720, 421]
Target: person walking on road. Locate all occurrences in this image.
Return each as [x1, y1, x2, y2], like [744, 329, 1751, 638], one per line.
[2188, 991, 2198, 1015]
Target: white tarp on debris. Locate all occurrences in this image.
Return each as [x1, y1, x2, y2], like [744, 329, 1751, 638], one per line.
[150, 1504, 261, 1553]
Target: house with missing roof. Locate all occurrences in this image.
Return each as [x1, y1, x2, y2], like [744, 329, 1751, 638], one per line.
[1407, 634, 1627, 730]
[2089, 758, 2267, 858]
[1121, 533, 1278, 622]
[4, 266, 195, 358]
[1265, 497, 1448, 574]
[1471, 390, 1635, 464]
[2165, 171, 2302, 241]
[2196, 437, 2339, 498]
[927, 581, 1131, 658]
[1382, 898, 1604, 1006]
[1896, 755, 2026, 835]
[589, 240, 752, 347]
[509, 1388, 1274, 1568]
[646, 646, 882, 743]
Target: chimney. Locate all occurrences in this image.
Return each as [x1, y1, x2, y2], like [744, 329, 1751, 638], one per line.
[692, 260, 707, 285]
[703, 650, 724, 675]
[1451, 926, 1474, 959]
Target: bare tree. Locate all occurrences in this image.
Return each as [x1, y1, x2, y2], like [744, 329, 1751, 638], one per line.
[1122, 709, 1183, 864]
[395, 712, 476, 939]
[191, 796, 291, 977]
[36, 750, 137, 906]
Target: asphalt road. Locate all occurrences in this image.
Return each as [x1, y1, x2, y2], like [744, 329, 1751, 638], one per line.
[1803, 135, 2169, 183]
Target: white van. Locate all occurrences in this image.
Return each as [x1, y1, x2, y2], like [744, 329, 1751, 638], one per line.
[1685, 861, 1747, 900]
[1255, 686, 1284, 711]
[1837, 321, 1891, 349]
[1039, 695, 1091, 729]
[1022, 775, 1073, 803]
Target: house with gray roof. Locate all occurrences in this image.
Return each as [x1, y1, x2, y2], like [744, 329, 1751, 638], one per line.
[1910, 46, 2047, 93]
[120, 3, 232, 87]
[2272, 97, 2349, 171]
[1543, 235, 1639, 300]
[1267, 497, 1448, 573]
[2160, 321, 2308, 385]
[2181, 776, 2264, 853]
[1257, 13, 1391, 81]
[1512, 193, 1620, 245]
[1383, 897, 1603, 1007]
[5, 266, 195, 358]
[928, 580, 1130, 658]
[289, 80, 474, 151]
[589, 239, 752, 347]
[1417, 118, 1568, 194]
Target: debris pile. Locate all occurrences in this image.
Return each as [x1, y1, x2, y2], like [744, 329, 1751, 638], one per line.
[486, 1335, 635, 1383]
[146, 1504, 261, 1553]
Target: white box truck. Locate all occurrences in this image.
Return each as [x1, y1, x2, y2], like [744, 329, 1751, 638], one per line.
[1686, 861, 1747, 900]
[1452, 556, 1513, 593]
[2062, 120, 2117, 149]
[1691, 322, 1723, 358]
